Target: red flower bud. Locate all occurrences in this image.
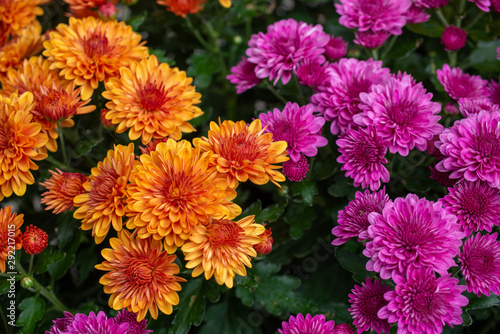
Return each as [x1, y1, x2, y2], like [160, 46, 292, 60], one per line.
[441, 25, 467, 52]
[254, 227, 273, 256]
[21, 225, 48, 255]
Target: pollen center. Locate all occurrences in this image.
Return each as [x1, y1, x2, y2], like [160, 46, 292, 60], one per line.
[353, 141, 381, 163]
[391, 102, 416, 125]
[462, 189, 487, 216]
[125, 260, 154, 285]
[477, 133, 499, 158]
[469, 249, 494, 273]
[84, 32, 110, 60]
[140, 83, 167, 112]
[207, 219, 243, 248]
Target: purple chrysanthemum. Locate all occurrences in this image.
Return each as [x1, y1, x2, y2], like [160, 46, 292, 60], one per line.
[46, 312, 75, 334]
[404, 4, 431, 24]
[325, 35, 348, 61]
[441, 25, 467, 52]
[64, 311, 129, 334]
[282, 154, 309, 182]
[331, 188, 390, 245]
[378, 267, 468, 334]
[246, 19, 329, 85]
[353, 30, 391, 49]
[469, 0, 491, 11]
[226, 57, 261, 94]
[336, 126, 390, 191]
[278, 313, 335, 334]
[335, 0, 412, 35]
[439, 180, 500, 236]
[436, 64, 489, 101]
[310, 58, 391, 135]
[363, 194, 464, 279]
[458, 97, 500, 117]
[436, 110, 500, 189]
[114, 308, 152, 334]
[493, 0, 500, 13]
[348, 278, 391, 334]
[354, 75, 443, 156]
[488, 77, 500, 106]
[413, 0, 450, 8]
[460, 232, 500, 297]
[295, 59, 329, 88]
[259, 102, 327, 162]
[333, 323, 355, 334]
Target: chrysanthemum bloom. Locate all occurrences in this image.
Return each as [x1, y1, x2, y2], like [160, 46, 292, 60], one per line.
[62, 0, 114, 18]
[441, 25, 467, 52]
[218, 0, 231, 7]
[335, 0, 411, 35]
[21, 225, 48, 255]
[95, 230, 186, 321]
[324, 35, 348, 61]
[333, 324, 355, 334]
[429, 163, 458, 188]
[40, 169, 87, 214]
[45, 311, 74, 334]
[310, 58, 391, 135]
[43, 16, 149, 100]
[354, 75, 443, 156]
[404, 4, 431, 24]
[0, 0, 46, 39]
[332, 188, 390, 246]
[440, 180, 500, 236]
[379, 267, 468, 334]
[246, 18, 329, 85]
[226, 57, 261, 94]
[469, 0, 491, 11]
[114, 308, 153, 334]
[488, 77, 500, 106]
[254, 226, 273, 256]
[493, 0, 500, 13]
[354, 30, 391, 49]
[194, 119, 288, 189]
[413, 0, 450, 8]
[460, 232, 500, 296]
[73, 143, 135, 244]
[282, 155, 309, 182]
[259, 103, 327, 162]
[103, 55, 202, 144]
[436, 64, 489, 101]
[156, 0, 206, 17]
[364, 194, 464, 279]
[458, 97, 500, 117]
[0, 91, 48, 200]
[348, 278, 391, 334]
[278, 313, 335, 334]
[126, 139, 241, 253]
[436, 110, 500, 189]
[138, 138, 169, 156]
[336, 126, 390, 191]
[294, 59, 329, 88]
[0, 206, 23, 273]
[182, 215, 264, 288]
[65, 311, 129, 334]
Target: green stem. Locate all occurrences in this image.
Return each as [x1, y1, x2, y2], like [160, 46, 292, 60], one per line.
[435, 8, 450, 26]
[381, 35, 398, 60]
[450, 266, 461, 277]
[28, 254, 34, 276]
[447, 50, 458, 67]
[57, 122, 68, 167]
[185, 15, 213, 51]
[455, 0, 467, 27]
[0, 306, 11, 334]
[465, 11, 485, 30]
[263, 81, 288, 104]
[293, 74, 306, 106]
[371, 48, 379, 60]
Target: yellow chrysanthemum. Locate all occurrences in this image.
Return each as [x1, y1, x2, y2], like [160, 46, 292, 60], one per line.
[0, 206, 23, 273]
[218, 0, 231, 8]
[95, 230, 186, 322]
[0, 91, 47, 200]
[73, 143, 135, 244]
[193, 119, 289, 189]
[102, 55, 203, 145]
[126, 138, 241, 253]
[1, 56, 96, 152]
[0, 0, 47, 42]
[182, 215, 264, 288]
[43, 16, 149, 100]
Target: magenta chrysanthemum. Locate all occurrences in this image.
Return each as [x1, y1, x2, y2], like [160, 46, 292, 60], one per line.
[333, 323, 355, 334]
[441, 25, 467, 51]
[282, 154, 309, 182]
[46, 312, 75, 334]
[413, 0, 450, 8]
[278, 313, 335, 334]
[378, 267, 468, 334]
[439, 180, 500, 236]
[114, 309, 152, 334]
[460, 232, 500, 297]
[295, 59, 328, 88]
[404, 4, 431, 24]
[436, 110, 500, 189]
[259, 102, 327, 162]
[469, 0, 491, 11]
[436, 64, 489, 101]
[335, 0, 412, 35]
[226, 57, 261, 94]
[246, 19, 329, 85]
[487, 77, 500, 106]
[363, 194, 464, 279]
[353, 30, 390, 49]
[348, 278, 391, 334]
[325, 35, 348, 61]
[64, 311, 129, 334]
[355, 75, 443, 156]
[331, 188, 390, 245]
[310, 58, 391, 135]
[458, 97, 500, 117]
[336, 126, 390, 191]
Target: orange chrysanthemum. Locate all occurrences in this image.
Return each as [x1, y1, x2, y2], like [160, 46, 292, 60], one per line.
[102, 55, 203, 145]
[182, 215, 264, 288]
[0, 0, 47, 42]
[126, 139, 241, 253]
[0, 206, 23, 273]
[0, 92, 48, 200]
[43, 16, 149, 100]
[95, 230, 186, 321]
[156, 0, 206, 17]
[40, 169, 87, 214]
[74, 143, 135, 244]
[1, 56, 96, 152]
[193, 119, 289, 189]
[21, 225, 48, 255]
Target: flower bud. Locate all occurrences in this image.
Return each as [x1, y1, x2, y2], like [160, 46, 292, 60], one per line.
[21, 225, 48, 255]
[441, 25, 467, 52]
[354, 30, 390, 49]
[254, 227, 273, 256]
[20, 276, 35, 289]
[325, 36, 348, 61]
[98, 2, 117, 21]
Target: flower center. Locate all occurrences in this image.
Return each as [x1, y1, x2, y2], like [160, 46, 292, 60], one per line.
[272, 122, 294, 146]
[125, 260, 154, 285]
[412, 291, 434, 314]
[353, 141, 381, 163]
[89, 167, 122, 203]
[222, 133, 260, 163]
[468, 249, 494, 273]
[400, 221, 425, 250]
[360, 292, 387, 320]
[462, 189, 487, 216]
[476, 133, 500, 158]
[207, 219, 243, 248]
[390, 102, 416, 125]
[84, 32, 110, 59]
[140, 83, 168, 112]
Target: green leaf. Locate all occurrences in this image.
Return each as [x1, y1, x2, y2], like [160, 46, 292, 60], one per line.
[55, 212, 78, 249]
[406, 19, 444, 38]
[311, 154, 338, 180]
[461, 292, 500, 326]
[17, 295, 45, 334]
[127, 11, 147, 31]
[0, 278, 11, 294]
[327, 173, 357, 199]
[187, 50, 220, 90]
[74, 245, 98, 282]
[335, 248, 374, 283]
[291, 180, 317, 206]
[241, 200, 262, 218]
[464, 40, 500, 74]
[48, 233, 80, 280]
[33, 247, 65, 274]
[255, 200, 288, 224]
[284, 204, 316, 240]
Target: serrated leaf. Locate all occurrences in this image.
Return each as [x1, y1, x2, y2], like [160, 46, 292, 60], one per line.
[291, 181, 317, 206]
[255, 200, 288, 224]
[335, 248, 373, 283]
[241, 200, 262, 218]
[18, 295, 45, 334]
[187, 50, 220, 90]
[127, 12, 147, 31]
[48, 233, 80, 280]
[74, 245, 98, 282]
[284, 204, 316, 240]
[33, 247, 65, 274]
[55, 212, 78, 249]
[406, 19, 444, 38]
[311, 154, 338, 180]
[461, 292, 500, 326]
